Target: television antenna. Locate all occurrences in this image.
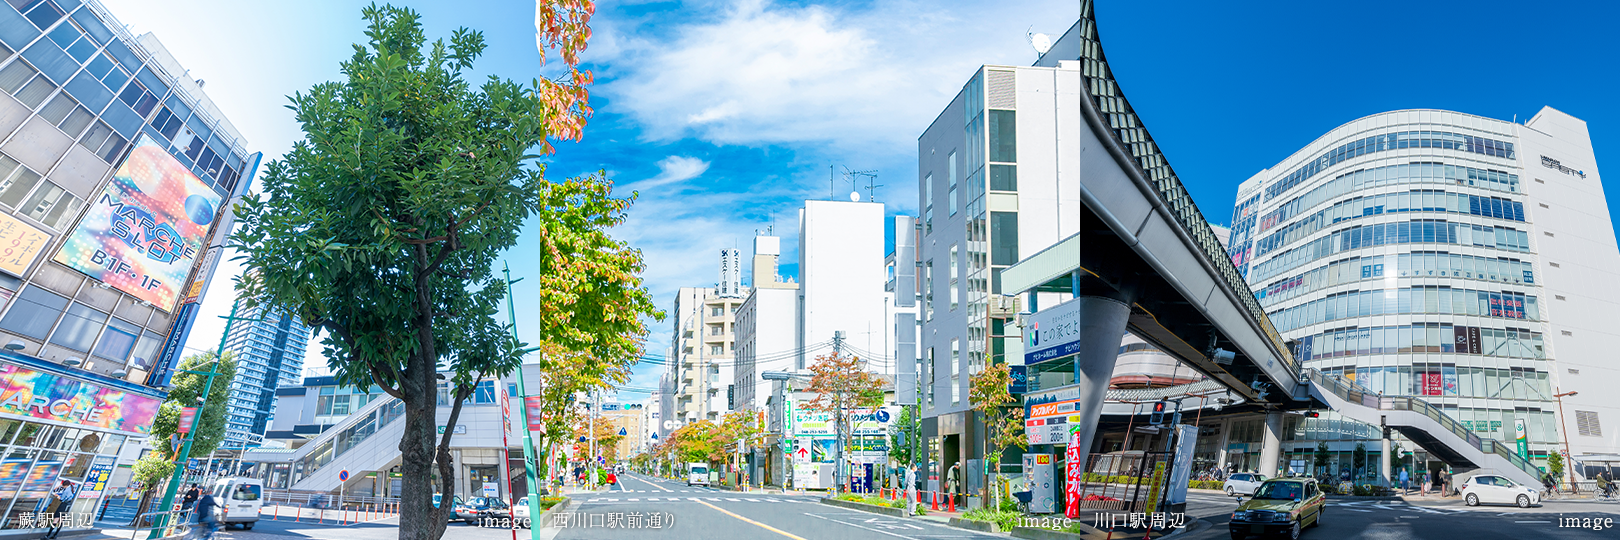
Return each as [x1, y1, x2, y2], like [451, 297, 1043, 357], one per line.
[842, 167, 879, 203]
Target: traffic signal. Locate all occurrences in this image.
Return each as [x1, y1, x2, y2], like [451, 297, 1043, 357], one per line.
[1150, 401, 1167, 425]
[1305, 411, 1321, 418]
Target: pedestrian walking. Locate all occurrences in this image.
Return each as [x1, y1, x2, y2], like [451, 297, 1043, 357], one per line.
[1399, 468, 1410, 494]
[1420, 471, 1430, 495]
[192, 491, 222, 540]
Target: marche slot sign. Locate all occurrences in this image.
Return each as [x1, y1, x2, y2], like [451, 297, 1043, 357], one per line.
[53, 135, 220, 312]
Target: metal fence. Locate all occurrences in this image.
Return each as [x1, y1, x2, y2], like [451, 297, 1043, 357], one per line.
[262, 489, 399, 509]
[1066, 451, 1173, 514]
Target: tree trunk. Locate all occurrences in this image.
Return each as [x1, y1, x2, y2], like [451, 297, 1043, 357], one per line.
[396, 356, 448, 540]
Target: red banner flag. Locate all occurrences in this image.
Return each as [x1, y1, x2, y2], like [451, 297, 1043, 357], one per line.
[524, 396, 546, 432]
[177, 407, 197, 434]
[1065, 429, 1084, 519]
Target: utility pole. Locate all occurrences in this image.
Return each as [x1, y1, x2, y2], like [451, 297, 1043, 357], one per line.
[832, 332, 845, 494]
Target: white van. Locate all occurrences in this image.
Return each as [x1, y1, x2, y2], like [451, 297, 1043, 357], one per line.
[212, 478, 263, 529]
[687, 463, 710, 487]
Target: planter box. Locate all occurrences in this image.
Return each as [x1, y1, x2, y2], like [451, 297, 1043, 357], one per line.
[948, 517, 1000, 533]
[535, 496, 572, 527]
[818, 497, 905, 517]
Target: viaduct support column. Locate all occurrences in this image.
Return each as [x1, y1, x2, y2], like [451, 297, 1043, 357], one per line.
[1259, 412, 1282, 478]
[1380, 425, 1393, 487]
[1067, 293, 1133, 482]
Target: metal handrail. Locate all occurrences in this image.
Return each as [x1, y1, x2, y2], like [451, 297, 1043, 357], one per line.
[128, 509, 192, 540]
[1305, 369, 1544, 480]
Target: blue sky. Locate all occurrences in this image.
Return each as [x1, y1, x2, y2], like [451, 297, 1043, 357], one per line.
[99, 0, 1617, 403]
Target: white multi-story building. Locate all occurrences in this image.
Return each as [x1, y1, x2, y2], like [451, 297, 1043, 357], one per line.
[660, 252, 752, 434]
[915, 60, 1082, 487]
[798, 200, 891, 365]
[734, 234, 798, 413]
[1228, 107, 1619, 471]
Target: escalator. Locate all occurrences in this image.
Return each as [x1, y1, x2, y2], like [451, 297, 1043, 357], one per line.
[1305, 369, 1545, 487]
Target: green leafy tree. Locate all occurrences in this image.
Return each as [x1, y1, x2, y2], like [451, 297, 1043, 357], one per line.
[803, 353, 885, 494]
[150, 351, 238, 458]
[130, 350, 235, 521]
[571, 413, 625, 462]
[717, 410, 762, 481]
[1352, 443, 1368, 480]
[889, 406, 914, 464]
[1547, 452, 1564, 486]
[666, 420, 726, 465]
[1313, 441, 1331, 476]
[226, 5, 640, 540]
[970, 363, 1025, 508]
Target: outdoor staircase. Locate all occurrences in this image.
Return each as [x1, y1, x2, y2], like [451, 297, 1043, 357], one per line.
[1304, 369, 1545, 488]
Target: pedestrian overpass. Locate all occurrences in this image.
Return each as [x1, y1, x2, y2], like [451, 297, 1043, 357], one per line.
[1016, 0, 1547, 489]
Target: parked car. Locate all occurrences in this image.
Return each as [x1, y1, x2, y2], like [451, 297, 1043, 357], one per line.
[459, 496, 510, 525]
[451, 497, 485, 523]
[433, 494, 464, 522]
[1228, 478, 1325, 540]
[512, 496, 532, 528]
[1459, 474, 1541, 508]
[1223, 473, 1268, 497]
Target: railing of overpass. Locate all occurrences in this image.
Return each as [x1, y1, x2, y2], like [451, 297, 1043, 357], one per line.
[1305, 369, 1544, 481]
[1075, 0, 1296, 374]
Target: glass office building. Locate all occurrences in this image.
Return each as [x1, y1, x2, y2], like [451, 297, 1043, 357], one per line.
[1229, 108, 1618, 470]
[0, 0, 255, 531]
[221, 302, 310, 449]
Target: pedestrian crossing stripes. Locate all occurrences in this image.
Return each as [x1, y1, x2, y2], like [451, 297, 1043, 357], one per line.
[610, 489, 727, 493]
[585, 496, 795, 503]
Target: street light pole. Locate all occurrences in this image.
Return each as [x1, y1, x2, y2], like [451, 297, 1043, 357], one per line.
[502, 263, 544, 539]
[149, 297, 259, 539]
[1554, 390, 1579, 491]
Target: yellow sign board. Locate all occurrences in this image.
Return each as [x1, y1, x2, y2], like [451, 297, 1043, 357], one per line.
[0, 213, 49, 277]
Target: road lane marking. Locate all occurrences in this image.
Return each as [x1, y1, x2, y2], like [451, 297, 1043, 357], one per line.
[694, 499, 809, 540]
[635, 476, 673, 492]
[1343, 508, 1372, 512]
[725, 498, 741, 501]
[803, 513, 917, 540]
[745, 498, 761, 502]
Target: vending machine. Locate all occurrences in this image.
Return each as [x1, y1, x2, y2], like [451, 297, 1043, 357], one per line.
[1022, 453, 1055, 513]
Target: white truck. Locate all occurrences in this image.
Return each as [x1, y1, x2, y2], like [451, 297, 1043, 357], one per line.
[687, 463, 710, 487]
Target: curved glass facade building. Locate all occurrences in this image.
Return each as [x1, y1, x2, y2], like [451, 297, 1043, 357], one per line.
[1231, 108, 1618, 471]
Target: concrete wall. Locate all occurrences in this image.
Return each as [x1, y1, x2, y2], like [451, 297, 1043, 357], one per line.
[1518, 107, 1620, 459]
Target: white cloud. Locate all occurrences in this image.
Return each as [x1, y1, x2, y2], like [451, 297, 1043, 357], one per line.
[620, 155, 711, 191]
[594, 0, 1076, 155]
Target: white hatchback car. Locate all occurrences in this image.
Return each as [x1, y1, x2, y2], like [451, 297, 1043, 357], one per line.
[1222, 473, 1267, 497]
[1459, 474, 1541, 508]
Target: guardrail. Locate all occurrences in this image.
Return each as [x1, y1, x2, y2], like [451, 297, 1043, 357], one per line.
[1305, 369, 1544, 481]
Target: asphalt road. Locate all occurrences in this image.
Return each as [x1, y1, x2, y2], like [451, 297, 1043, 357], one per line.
[1176, 491, 1620, 540]
[544, 473, 1002, 540]
[101, 481, 1617, 540]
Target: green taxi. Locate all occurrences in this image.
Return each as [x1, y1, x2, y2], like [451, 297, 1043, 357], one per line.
[1227, 478, 1325, 539]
